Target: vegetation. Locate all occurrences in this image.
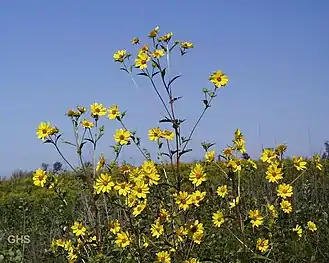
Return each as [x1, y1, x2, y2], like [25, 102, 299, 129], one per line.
[1, 26, 329, 263]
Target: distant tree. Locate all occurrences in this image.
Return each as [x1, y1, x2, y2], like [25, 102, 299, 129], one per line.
[322, 141, 329, 159]
[53, 161, 63, 173]
[41, 163, 49, 171]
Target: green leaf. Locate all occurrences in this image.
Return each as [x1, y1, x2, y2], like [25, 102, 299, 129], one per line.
[201, 141, 215, 151]
[179, 149, 192, 157]
[169, 41, 180, 52]
[55, 134, 62, 144]
[120, 67, 128, 73]
[161, 68, 166, 79]
[203, 99, 209, 107]
[62, 140, 76, 147]
[96, 133, 104, 143]
[43, 139, 52, 144]
[159, 117, 172, 123]
[152, 71, 160, 77]
[170, 96, 182, 103]
[137, 72, 148, 76]
[170, 150, 178, 156]
[161, 152, 171, 158]
[152, 60, 160, 69]
[168, 75, 181, 87]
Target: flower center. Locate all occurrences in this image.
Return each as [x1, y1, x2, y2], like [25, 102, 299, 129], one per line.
[103, 180, 109, 186]
[195, 172, 202, 179]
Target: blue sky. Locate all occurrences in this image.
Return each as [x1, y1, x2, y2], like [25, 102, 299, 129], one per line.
[1, 0, 329, 176]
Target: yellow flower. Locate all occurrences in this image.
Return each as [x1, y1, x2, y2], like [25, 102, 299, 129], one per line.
[133, 180, 149, 199]
[113, 50, 127, 62]
[227, 159, 242, 173]
[223, 147, 233, 157]
[213, 210, 225, 228]
[36, 122, 52, 140]
[156, 251, 171, 263]
[130, 167, 145, 183]
[81, 119, 94, 129]
[247, 159, 258, 169]
[292, 224, 303, 237]
[234, 129, 244, 142]
[192, 231, 203, 244]
[229, 196, 240, 208]
[280, 200, 292, 214]
[234, 139, 246, 153]
[55, 239, 65, 247]
[135, 52, 150, 69]
[265, 164, 283, 183]
[275, 144, 287, 155]
[94, 173, 115, 194]
[142, 234, 149, 247]
[293, 156, 307, 171]
[189, 163, 207, 186]
[77, 106, 86, 113]
[90, 103, 107, 118]
[67, 251, 78, 262]
[71, 221, 86, 237]
[313, 154, 323, 171]
[175, 226, 188, 242]
[96, 153, 105, 171]
[148, 127, 162, 141]
[180, 41, 194, 49]
[63, 240, 73, 252]
[139, 44, 149, 54]
[173, 191, 193, 211]
[188, 220, 204, 239]
[142, 160, 157, 173]
[132, 200, 147, 217]
[33, 168, 47, 187]
[159, 208, 170, 222]
[267, 204, 278, 218]
[191, 191, 206, 207]
[205, 150, 215, 162]
[261, 149, 277, 164]
[307, 221, 317, 232]
[158, 32, 173, 42]
[209, 70, 229, 88]
[114, 128, 131, 145]
[277, 183, 293, 199]
[249, 210, 263, 228]
[131, 37, 140, 45]
[161, 129, 175, 140]
[148, 26, 159, 38]
[109, 219, 121, 234]
[217, 185, 228, 198]
[115, 231, 131, 248]
[151, 219, 164, 238]
[114, 181, 132, 196]
[108, 104, 120, 120]
[184, 258, 200, 263]
[49, 126, 59, 136]
[152, 49, 165, 58]
[66, 109, 78, 118]
[257, 238, 269, 253]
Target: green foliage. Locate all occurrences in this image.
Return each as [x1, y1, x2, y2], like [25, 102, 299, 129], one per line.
[1, 161, 329, 262]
